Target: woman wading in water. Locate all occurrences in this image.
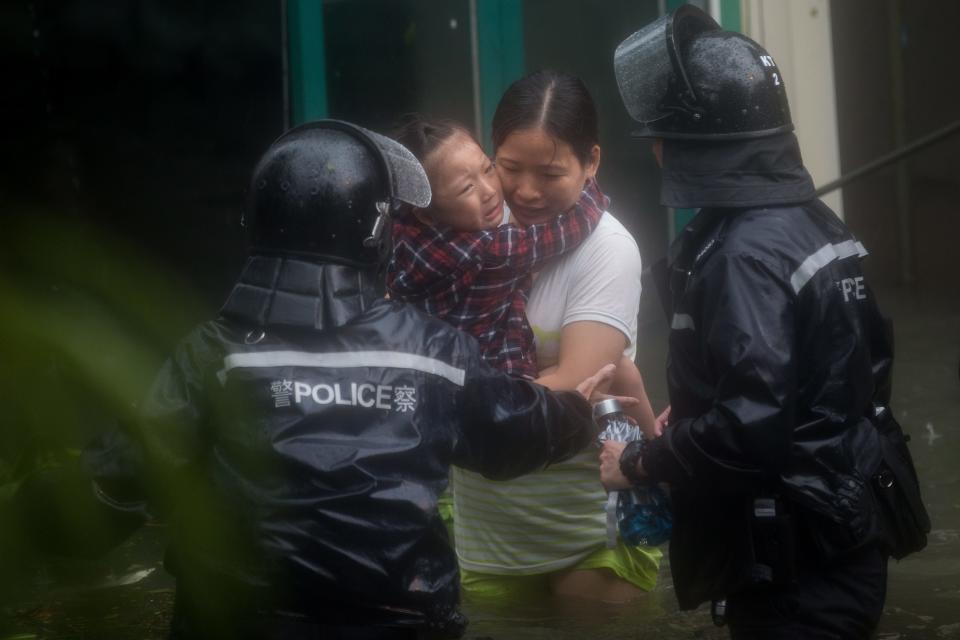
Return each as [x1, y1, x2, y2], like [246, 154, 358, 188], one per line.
[451, 71, 661, 602]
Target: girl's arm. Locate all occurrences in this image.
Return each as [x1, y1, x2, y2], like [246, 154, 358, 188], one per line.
[478, 181, 605, 272]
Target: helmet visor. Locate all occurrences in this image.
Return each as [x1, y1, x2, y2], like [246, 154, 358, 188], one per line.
[357, 126, 432, 208]
[614, 14, 674, 125]
[615, 6, 721, 126]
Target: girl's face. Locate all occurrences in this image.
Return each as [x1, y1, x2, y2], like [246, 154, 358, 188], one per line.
[495, 128, 600, 226]
[420, 132, 504, 232]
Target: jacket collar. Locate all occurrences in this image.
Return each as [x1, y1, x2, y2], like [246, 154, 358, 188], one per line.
[220, 255, 381, 330]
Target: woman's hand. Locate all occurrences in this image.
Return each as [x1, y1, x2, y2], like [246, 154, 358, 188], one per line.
[599, 441, 633, 491]
[653, 405, 671, 438]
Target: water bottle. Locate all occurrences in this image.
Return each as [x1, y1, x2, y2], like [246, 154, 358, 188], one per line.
[594, 399, 672, 548]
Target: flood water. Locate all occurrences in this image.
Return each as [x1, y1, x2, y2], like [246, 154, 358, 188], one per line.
[4, 287, 959, 639]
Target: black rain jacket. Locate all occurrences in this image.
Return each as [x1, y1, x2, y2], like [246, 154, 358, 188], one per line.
[88, 256, 597, 637]
[643, 133, 893, 610]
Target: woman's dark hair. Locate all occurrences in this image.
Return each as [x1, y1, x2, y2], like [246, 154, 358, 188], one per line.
[392, 113, 475, 163]
[491, 70, 599, 165]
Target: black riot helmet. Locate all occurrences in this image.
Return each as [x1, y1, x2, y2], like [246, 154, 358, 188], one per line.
[245, 120, 431, 267]
[614, 4, 793, 140]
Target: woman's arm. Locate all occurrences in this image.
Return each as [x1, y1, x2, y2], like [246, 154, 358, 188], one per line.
[535, 324, 656, 435]
[610, 356, 657, 438]
[534, 217, 654, 412]
[535, 320, 627, 390]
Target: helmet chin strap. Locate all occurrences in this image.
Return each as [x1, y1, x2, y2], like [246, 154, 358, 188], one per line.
[363, 200, 391, 249]
[364, 200, 396, 272]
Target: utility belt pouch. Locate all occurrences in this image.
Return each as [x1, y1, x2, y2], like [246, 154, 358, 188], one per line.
[871, 408, 931, 559]
[747, 497, 797, 587]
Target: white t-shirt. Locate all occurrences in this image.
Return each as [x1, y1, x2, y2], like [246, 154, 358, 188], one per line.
[527, 211, 642, 364]
[453, 210, 648, 575]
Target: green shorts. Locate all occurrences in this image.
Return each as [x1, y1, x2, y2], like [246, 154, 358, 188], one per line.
[459, 542, 662, 600]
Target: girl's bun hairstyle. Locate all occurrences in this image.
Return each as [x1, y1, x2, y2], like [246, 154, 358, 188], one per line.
[393, 114, 475, 163]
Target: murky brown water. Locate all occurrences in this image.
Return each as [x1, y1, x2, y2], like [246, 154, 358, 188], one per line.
[4, 287, 958, 639]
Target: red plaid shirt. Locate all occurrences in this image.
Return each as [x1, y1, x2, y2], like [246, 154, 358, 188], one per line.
[386, 179, 609, 378]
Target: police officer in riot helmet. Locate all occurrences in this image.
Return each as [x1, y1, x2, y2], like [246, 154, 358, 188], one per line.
[12, 120, 613, 639]
[601, 5, 928, 638]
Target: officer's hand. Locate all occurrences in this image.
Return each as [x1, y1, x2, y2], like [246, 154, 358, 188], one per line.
[599, 440, 633, 491]
[577, 365, 642, 420]
[575, 363, 616, 401]
[576, 364, 643, 407]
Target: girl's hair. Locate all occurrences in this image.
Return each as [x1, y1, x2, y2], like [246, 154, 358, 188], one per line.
[491, 70, 599, 165]
[392, 113, 475, 164]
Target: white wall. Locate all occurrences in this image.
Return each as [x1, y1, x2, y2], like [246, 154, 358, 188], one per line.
[740, 0, 844, 218]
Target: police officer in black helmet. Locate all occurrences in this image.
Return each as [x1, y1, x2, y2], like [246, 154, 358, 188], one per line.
[601, 5, 927, 638]
[12, 120, 614, 639]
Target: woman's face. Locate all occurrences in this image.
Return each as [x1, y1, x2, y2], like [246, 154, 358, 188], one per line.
[420, 132, 504, 232]
[495, 128, 600, 226]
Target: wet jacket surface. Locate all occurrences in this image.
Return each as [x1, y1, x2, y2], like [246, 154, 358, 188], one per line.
[95, 256, 596, 636]
[642, 134, 893, 609]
